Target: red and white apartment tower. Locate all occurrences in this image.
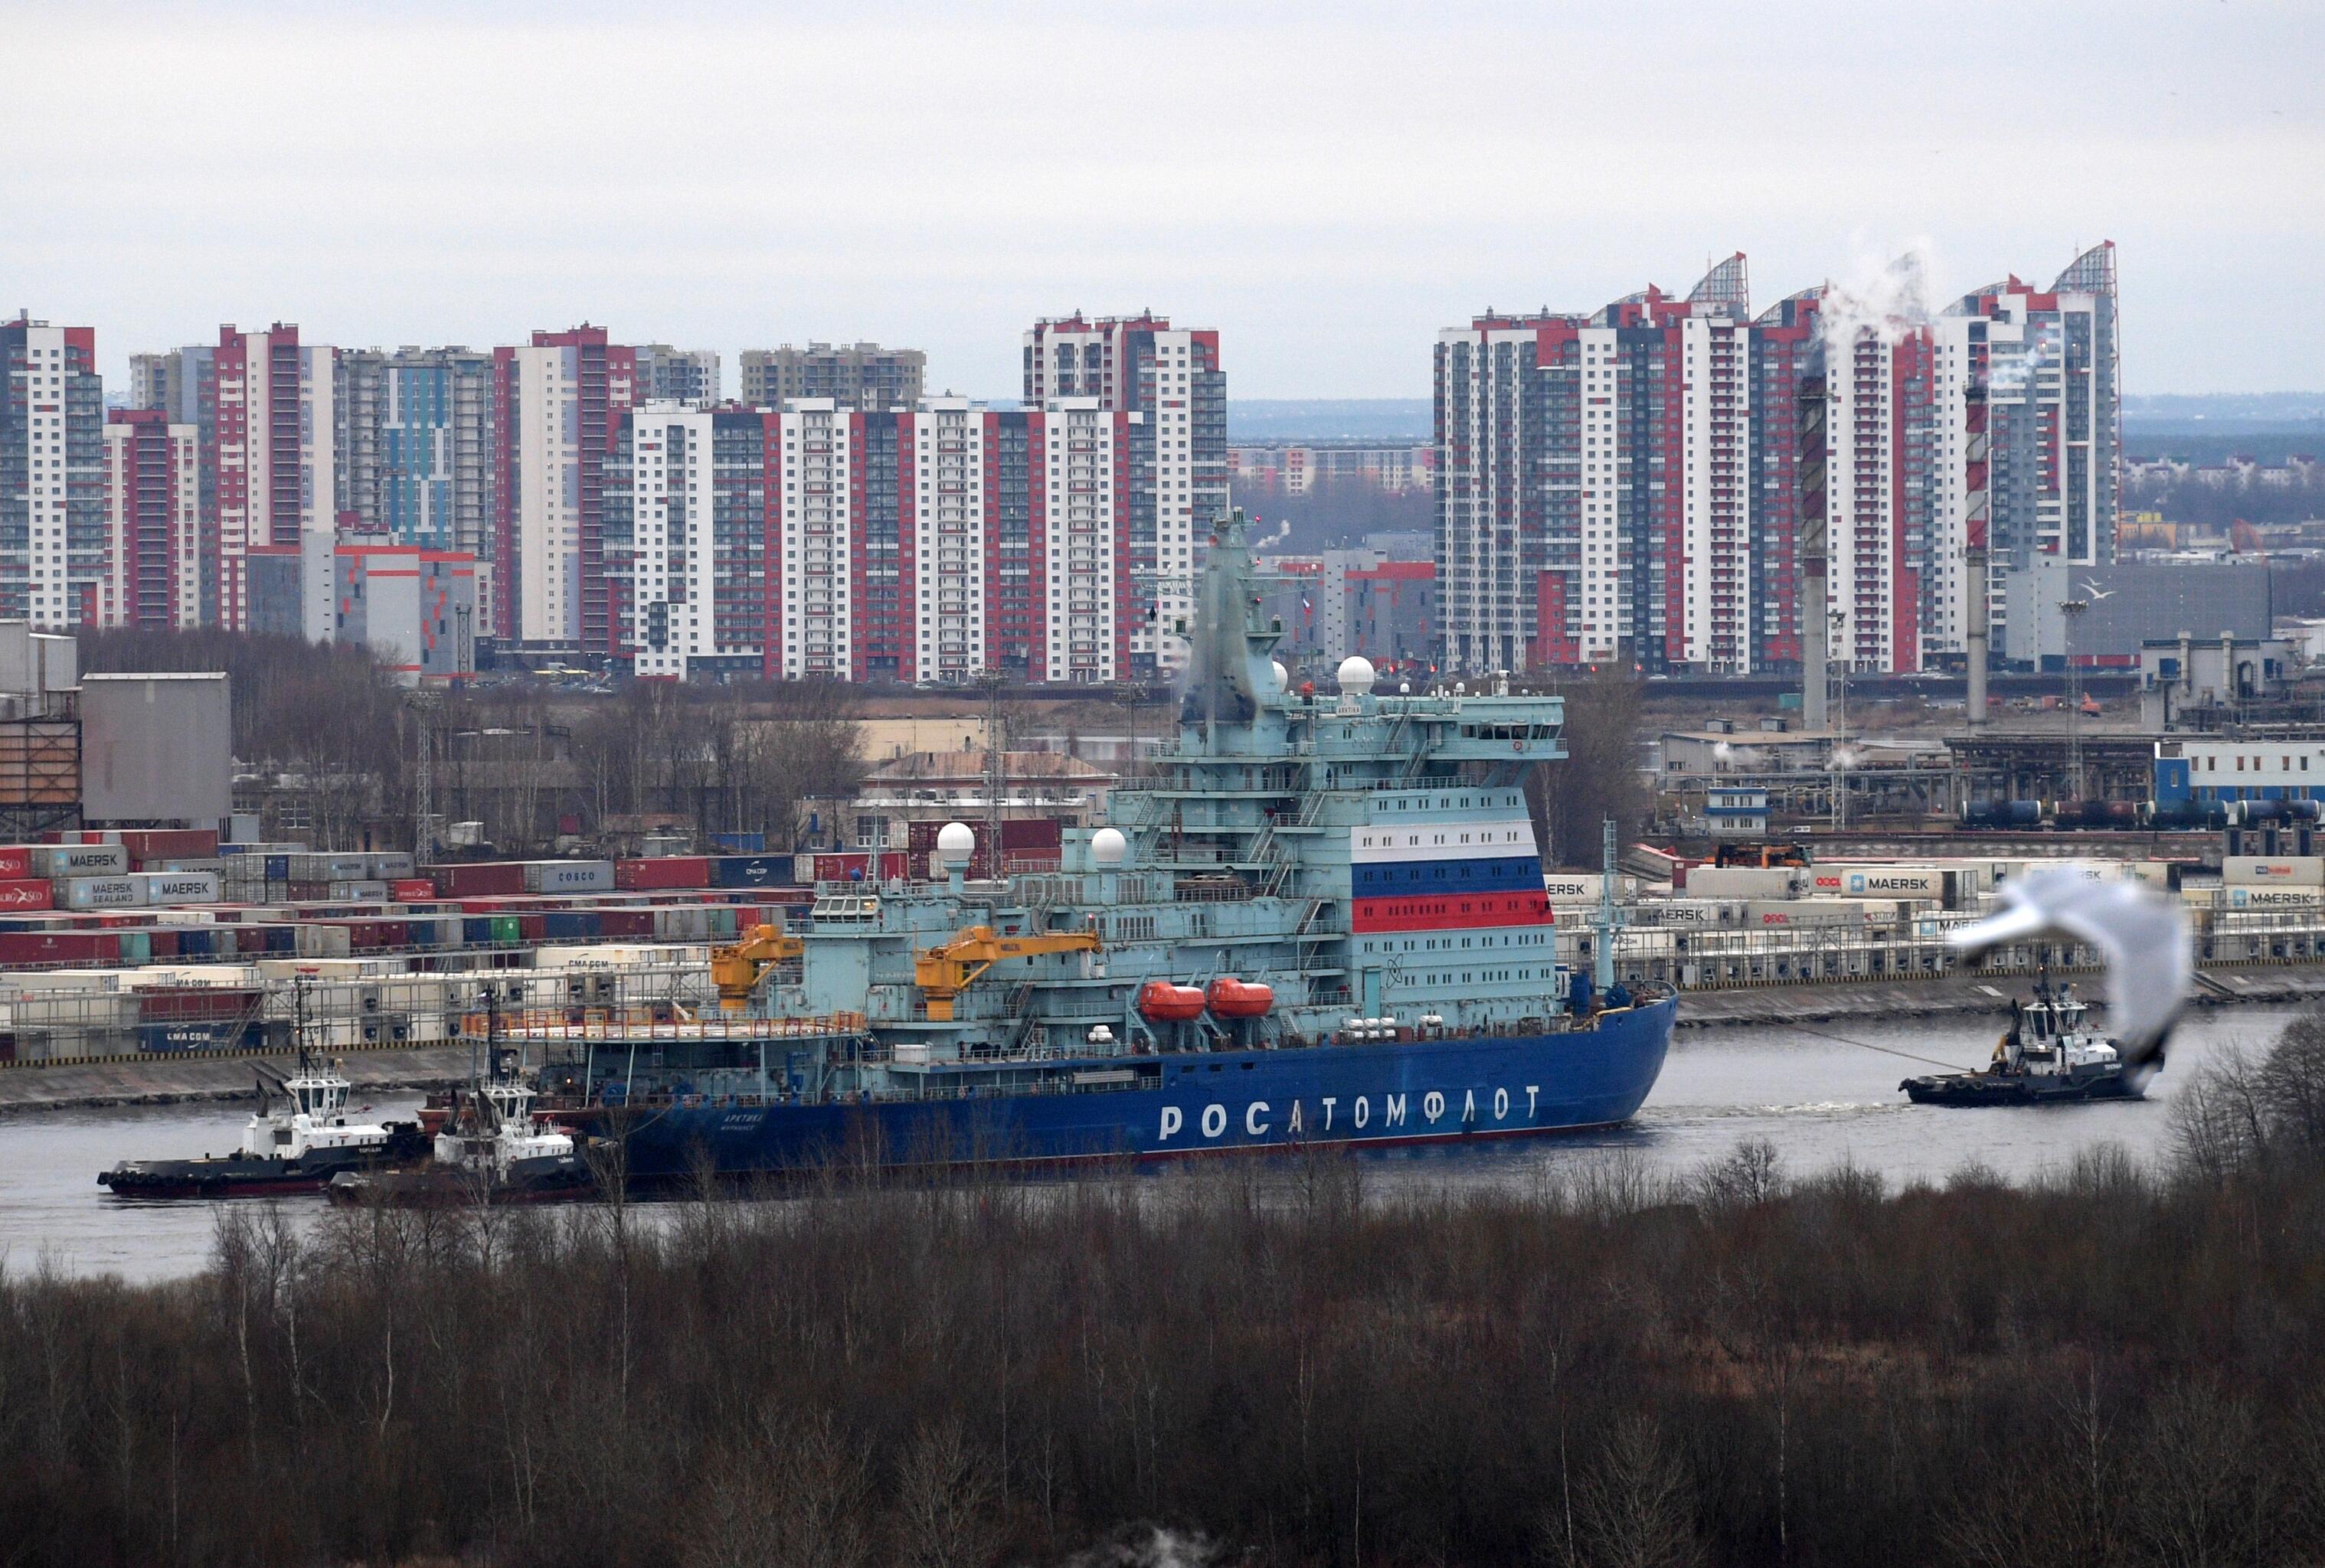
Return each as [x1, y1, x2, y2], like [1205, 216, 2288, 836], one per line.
[208, 324, 337, 638]
[100, 409, 201, 629]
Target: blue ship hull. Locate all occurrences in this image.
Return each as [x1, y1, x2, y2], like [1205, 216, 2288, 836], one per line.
[603, 996, 1674, 1183]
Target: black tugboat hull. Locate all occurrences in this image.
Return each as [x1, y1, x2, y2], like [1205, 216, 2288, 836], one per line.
[99, 1124, 430, 1198]
[1900, 1072, 2143, 1106]
[325, 1152, 595, 1207]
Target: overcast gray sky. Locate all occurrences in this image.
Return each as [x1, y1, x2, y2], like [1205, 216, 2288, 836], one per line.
[8, 0, 2319, 399]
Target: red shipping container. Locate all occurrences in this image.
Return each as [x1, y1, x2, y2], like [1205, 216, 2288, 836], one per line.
[0, 931, 119, 965]
[392, 879, 438, 901]
[517, 914, 547, 940]
[139, 986, 264, 1023]
[0, 848, 33, 880]
[596, 908, 658, 938]
[432, 862, 528, 897]
[148, 929, 181, 959]
[0, 877, 52, 910]
[616, 856, 713, 890]
[118, 828, 219, 861]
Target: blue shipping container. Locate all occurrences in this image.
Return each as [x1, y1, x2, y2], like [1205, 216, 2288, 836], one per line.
[139, 1021, 259, 1053]
[462, 916, 497, 945]
[265, 855, 291, 880]
[711, 855, 786, 888]
[541, 911, 603, 939]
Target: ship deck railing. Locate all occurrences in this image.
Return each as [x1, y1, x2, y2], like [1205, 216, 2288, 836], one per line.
[470, 1010, 869, 1042]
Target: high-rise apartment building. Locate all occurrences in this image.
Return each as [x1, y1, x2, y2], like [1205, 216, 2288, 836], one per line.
[100, 409, 201, 629]
[1434, 247, 2120, 677]
[605, 402, 779, 680]
[1, 315, 106, 627]
[600, 397, 1130, 684]
[1024, 312, 1223, 675]
[633, 344, 721, 406]
[208, 324, 337, 638]
[740, 343, 924, 410]
[335, 347, 499, 628]
[494, 326, 636, 648]
[1924, 243, 2121, 661]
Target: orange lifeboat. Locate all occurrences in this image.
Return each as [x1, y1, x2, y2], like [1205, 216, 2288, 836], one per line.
[1137, 981, 1207, 1022]
[1205, 978, 1275, 1018]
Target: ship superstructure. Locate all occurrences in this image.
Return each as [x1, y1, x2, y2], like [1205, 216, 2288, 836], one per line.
[514, 513, 1675, 1178]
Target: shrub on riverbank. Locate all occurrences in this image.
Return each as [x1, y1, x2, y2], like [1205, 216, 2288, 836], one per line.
[7, 1021, 2325, 1568]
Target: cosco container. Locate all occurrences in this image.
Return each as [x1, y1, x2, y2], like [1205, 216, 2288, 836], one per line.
[521, 860, 616, 894]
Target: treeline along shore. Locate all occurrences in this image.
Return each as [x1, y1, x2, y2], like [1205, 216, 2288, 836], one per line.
[10, 1018, 2325, 1567]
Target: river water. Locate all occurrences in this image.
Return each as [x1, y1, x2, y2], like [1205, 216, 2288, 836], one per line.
[0, 1006, 2301, 1283]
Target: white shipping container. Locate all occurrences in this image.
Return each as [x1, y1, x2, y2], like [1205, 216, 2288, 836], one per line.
[1800, 864, 1946, 900]
[32, 844, 129, 877]
[2222, 855, 2325, 887]
[365, 853, 417, 879]
[2222, 886, 2325, 910]
[287, 854, 373, 881]
[1542, 873, 1640, 904]
[1683, 867, 1800, 900]
[2, 969, 125, 995]
[327, 880, 391, 901]
[521, 859, 616, 893]
[61, 875, 146, 910]
[293, 925, 353, 959]
[1745, 899, 1866, 926]
[140, 871, 221, 906]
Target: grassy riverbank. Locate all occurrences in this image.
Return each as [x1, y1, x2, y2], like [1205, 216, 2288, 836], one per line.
[7, 1017, 2325, 1568]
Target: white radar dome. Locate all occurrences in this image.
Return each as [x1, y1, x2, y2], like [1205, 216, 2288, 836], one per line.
[1270, 660, 1288, 690]
[936, 822, 976, 865]
[1336, 655, 1377, 695]
[1091, 827, 1128, 867]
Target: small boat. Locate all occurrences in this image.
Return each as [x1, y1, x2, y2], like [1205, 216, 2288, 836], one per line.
[98, 1052, 428, 1198]
[1901, 982, 2145, 1106]
[329, 1050, 592, 1205]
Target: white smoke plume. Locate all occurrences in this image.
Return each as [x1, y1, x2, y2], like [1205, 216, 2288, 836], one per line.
[1816, 238, 1942, 352]
[1044, 1524, 1236, 1566]
[1253, 514, 1291, 553]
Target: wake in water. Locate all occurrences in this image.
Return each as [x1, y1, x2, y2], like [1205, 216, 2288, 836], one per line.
[1050, 1525, 1238, 1566]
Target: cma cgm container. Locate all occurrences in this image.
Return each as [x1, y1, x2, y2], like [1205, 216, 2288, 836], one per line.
[521, 861, 616, 894]
[617, 856, 713, 890]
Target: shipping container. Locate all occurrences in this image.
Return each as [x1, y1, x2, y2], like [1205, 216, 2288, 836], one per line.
[0, 877, 52, 911]
[616, 855, 714, 890]
[326, 880, 391, 901]
[31, 844, 129, 877]
[521, 860, 616, 894]
[138, 1019, 278, 1053]
[1800, 864, 1947, 900]
[1542, 873, 1640, 904]
[2222, 886, 2324, 910]
[141, 871, 222, 905]
[60, 875, 145, 910]
[118, 828, 220, 862]
[1745, 899, 1867, 926]
[715, 854, 792, 889]
[0, 848, 33, 880]
[541, 910, 603, 939]
[1681, 867, 1800, 900]
[2222, 855, 2325, 887]
[391, 878, 437, 902]
[431, 861, 528, 897]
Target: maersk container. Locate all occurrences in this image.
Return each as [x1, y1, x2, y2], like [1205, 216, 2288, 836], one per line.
[141, 871, 222, 906]
[31, 844, 129, 877]
[61, 876, 146, 910]
[366, 853, 417, 880]
[327, 880, 391, 901]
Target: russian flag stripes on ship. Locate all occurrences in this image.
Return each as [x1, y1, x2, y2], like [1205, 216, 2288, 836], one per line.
[1350, 814, 1555, 934]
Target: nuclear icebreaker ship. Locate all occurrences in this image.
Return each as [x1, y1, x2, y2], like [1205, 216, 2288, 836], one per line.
[522, 514, 1674, 1181]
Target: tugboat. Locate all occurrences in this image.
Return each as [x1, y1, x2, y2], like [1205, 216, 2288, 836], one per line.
[1901, 979, 2145, 1106]
[495, 510, 1677, 1187]
[328, 1002, 592, 1204]
[98, 1050, 428, 1197]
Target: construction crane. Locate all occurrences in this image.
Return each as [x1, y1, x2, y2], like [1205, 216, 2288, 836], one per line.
[711, 924, 804, 1011]
[914, 924, 1103, 1021]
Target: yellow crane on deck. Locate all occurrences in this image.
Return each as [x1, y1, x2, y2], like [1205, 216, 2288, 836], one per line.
[711, 924, 804, 1011]
[914, 925, 1103, 1021]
